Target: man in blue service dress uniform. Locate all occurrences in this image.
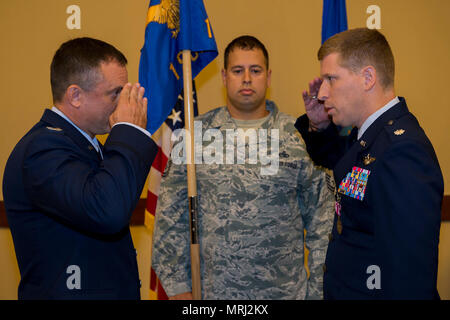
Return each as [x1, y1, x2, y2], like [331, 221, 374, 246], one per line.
[3, 38, 158, 299]
[295, 28, 443, 299]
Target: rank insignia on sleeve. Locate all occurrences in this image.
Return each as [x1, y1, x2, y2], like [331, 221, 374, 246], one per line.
[338, 167, 371, 201]
[394, 129, 405, 136]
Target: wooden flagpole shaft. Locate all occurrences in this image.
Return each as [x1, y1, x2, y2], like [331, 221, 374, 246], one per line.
[181, 49, 202, 300]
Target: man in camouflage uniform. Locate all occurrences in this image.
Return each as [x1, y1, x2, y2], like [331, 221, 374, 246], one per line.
[152, 35, 334, 299]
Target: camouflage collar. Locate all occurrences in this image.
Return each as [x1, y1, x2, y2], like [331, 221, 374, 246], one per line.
[210, 100, 279, 130]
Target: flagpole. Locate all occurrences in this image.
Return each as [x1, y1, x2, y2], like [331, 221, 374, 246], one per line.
[181, 49, 202, 300]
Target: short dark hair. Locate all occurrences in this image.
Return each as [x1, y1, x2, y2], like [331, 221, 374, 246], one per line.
[50, 37, 127, 103]
[224, 35, 269, 69]
[318, 28, 395, 89]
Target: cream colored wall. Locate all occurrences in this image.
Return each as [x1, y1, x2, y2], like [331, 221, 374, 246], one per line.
[0, 229, 20, 299]
[0, 0, 449, 299]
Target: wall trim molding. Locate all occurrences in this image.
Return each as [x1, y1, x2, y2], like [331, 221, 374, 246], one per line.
[1, 196, 450, 228]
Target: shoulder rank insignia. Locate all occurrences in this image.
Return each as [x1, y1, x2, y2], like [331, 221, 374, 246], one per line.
[46, 126, 62, 132]
[394, 129, 405, 136]
[363, 154, 376, 166]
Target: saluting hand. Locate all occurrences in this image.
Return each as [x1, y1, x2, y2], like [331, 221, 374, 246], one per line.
[302, 77, 330, 131]
[109, 83, 148, 130]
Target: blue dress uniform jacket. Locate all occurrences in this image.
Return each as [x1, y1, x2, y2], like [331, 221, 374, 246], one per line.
[295, 98, 443, 299]
[3, 109, 158, 299]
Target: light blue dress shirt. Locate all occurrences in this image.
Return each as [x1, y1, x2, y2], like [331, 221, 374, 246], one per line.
[357, 96, 400, 140]
[51, 107, 104, 158]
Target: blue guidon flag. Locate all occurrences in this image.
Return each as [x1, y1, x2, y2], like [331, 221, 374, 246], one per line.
[322, 0, 350, 136]
[139, 0, 218, 134]
[321, 0, 348, 44]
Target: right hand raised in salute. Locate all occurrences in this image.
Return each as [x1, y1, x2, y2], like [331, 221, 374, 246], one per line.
[109, 83, 148, 130]
[301, 77, 330, 131]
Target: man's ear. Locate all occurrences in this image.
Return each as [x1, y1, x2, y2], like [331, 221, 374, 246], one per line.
[362, 66, 376, 91]
[65, 85, 83, 108]
[266, 69, 272, 87]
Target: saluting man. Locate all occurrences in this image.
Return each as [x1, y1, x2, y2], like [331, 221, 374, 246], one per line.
[295, 28, 443, 299]
[3, 38, 157, 299]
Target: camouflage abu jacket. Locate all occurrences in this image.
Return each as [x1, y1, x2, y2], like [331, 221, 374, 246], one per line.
[152, 100, 334, 299]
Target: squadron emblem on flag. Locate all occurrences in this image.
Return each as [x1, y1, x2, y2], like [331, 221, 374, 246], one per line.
[147, 0, 180, 38]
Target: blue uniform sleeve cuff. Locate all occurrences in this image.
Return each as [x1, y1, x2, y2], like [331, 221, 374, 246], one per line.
[112, 122, 152, 139]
